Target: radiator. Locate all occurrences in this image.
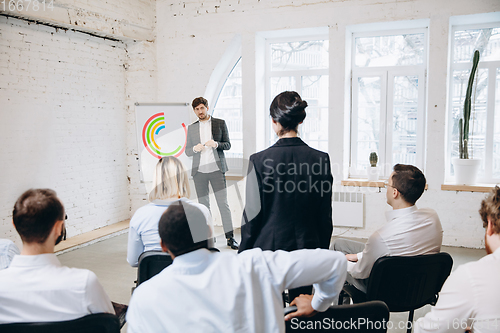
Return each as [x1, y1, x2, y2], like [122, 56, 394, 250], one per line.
[332, 192, 364, 227]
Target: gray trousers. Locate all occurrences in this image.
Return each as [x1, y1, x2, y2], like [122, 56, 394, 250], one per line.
[331, 238, 369, 293]
[193, 171, 234, 239]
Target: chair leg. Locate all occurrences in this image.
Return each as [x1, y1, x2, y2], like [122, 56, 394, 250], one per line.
[407, 310, 414, 333]
[338, 290, 345, 305]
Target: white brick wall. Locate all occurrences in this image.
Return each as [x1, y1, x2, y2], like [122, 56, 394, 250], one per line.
[0, 16, 130, 247]
[124, 40, 158, 214]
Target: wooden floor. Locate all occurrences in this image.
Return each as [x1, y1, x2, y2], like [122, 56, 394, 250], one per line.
[55, 220, 130, 253]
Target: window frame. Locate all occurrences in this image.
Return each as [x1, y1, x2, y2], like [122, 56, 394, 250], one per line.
[349, 27, 428, 179]
[446, 21, 500, 183]
[264, 34, 329, 148]
[212, 56, 244, 176]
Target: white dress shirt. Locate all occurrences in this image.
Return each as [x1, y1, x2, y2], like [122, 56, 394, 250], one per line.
[415, 247, 500, 333]
[0, 239, 20, 270]
[127, 248, 347, 333]
[348, 205, 443, 280]
[197, 117, 219, 173]
[127, 198, 213, 266]
[0, 253, 114, 323]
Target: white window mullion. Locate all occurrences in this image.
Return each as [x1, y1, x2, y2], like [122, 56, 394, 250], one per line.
[350, 73, 361, 175]
[416, 68, 427, 171]
[483, 66, 496, 181]
[382, 72, 391, 177]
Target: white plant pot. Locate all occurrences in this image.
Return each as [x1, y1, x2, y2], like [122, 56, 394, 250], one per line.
[367, 166, 379, 181]
[452, 158, 481, 185]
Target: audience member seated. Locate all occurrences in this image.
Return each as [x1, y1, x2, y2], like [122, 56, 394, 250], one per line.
[127, 156, 212, 267]
[0, 189, 115, 323]
[0, 239, 20, 270]
[415, 186, 500, 333]
[332, 164, 443, 293]
[126, 200, 347, 333]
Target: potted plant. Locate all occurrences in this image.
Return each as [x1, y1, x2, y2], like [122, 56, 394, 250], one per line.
[452, 50, 481, 185]
[367, 151, 379, 181]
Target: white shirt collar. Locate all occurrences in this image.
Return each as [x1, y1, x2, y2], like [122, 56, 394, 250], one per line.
[385, 205, 418, 222]
[174, 248, 211, 265]
[170, 248, 215, 274]
[9, 253, 61, 268]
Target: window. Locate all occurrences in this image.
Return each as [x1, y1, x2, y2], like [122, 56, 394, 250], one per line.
[212, 58, 243, 173]
[266, 38, 329, 151]
[447, 23, 500, 183]
[349, 29, 427, 178]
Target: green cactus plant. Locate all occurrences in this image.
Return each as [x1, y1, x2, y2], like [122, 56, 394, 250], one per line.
[459, 50, 480, 159]
[369, 152, 378, 167]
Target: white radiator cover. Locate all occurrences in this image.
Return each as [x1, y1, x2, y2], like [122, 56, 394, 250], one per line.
[332, 192, 364, 228]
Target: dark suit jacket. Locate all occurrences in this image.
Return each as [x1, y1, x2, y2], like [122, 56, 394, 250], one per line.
[239, 137, 333, 252]
[185, 117, 231, 176]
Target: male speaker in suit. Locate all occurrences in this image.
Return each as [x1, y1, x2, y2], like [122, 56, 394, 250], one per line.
[185, 97, 238, 250]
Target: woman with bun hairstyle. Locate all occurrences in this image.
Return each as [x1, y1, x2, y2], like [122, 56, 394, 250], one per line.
[239, 91, 334, 299]
[127, 156, 213, 267]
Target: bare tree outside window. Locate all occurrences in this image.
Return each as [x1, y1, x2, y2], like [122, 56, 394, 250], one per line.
[268, 40, 329, 150]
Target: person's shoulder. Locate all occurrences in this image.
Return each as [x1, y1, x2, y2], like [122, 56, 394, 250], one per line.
[179, 198, 210, 216]
[416, 207, 438, 214]
[302, 143, 329, 156]
[55, 264, 98, 289]
[238, 247, 264, 258]
[415, 207, 441, 221]
[130, 203, 159, 221]
[247, 149, 269, 164]
[0, 238, 15, 246]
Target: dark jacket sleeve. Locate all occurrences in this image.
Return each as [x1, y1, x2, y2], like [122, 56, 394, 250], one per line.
[216, 120, 231, 151]
[185, 124, 196, 157]
[318, 154, 334, 249]
[238, 156, 263, 253]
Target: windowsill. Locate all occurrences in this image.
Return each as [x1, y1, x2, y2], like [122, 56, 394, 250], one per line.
[342, 179, 429, 189]
[225, 175, 244, 181]
[441, 184, 497, 193]
[341, 179, 385, 188]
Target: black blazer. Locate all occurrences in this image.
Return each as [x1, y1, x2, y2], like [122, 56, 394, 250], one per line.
[239, 137, 333, 252]
[185, 117, 231, 176]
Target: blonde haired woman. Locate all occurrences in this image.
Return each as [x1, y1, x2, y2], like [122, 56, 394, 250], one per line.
[127, 156, 212, 267]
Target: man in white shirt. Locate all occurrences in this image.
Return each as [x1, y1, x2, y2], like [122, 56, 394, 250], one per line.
[332, 164, 443, 293]
[415, 186, 500, 333]
[127, 200, 347, 333]
[185, 96, 238, 250]
[0, 239, 20, 270]
[0, 189, 115, 324]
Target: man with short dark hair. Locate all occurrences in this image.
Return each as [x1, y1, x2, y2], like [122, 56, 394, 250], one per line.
[185, 97, 238, 250]
[415, 186, 500, 333]
[0, 189, 114, 323]
[332, 164, 443, 293]
[126, 200, 347, 333]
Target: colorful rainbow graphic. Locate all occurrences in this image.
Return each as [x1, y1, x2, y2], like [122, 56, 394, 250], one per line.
[142, 113, 187, 159]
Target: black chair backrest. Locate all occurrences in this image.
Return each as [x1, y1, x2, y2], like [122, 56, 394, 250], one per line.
[0, 313, 120, 333]
[285, 301, 389, 333]
[137, 250, 173, 286]
[366, 253, 453, 312]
